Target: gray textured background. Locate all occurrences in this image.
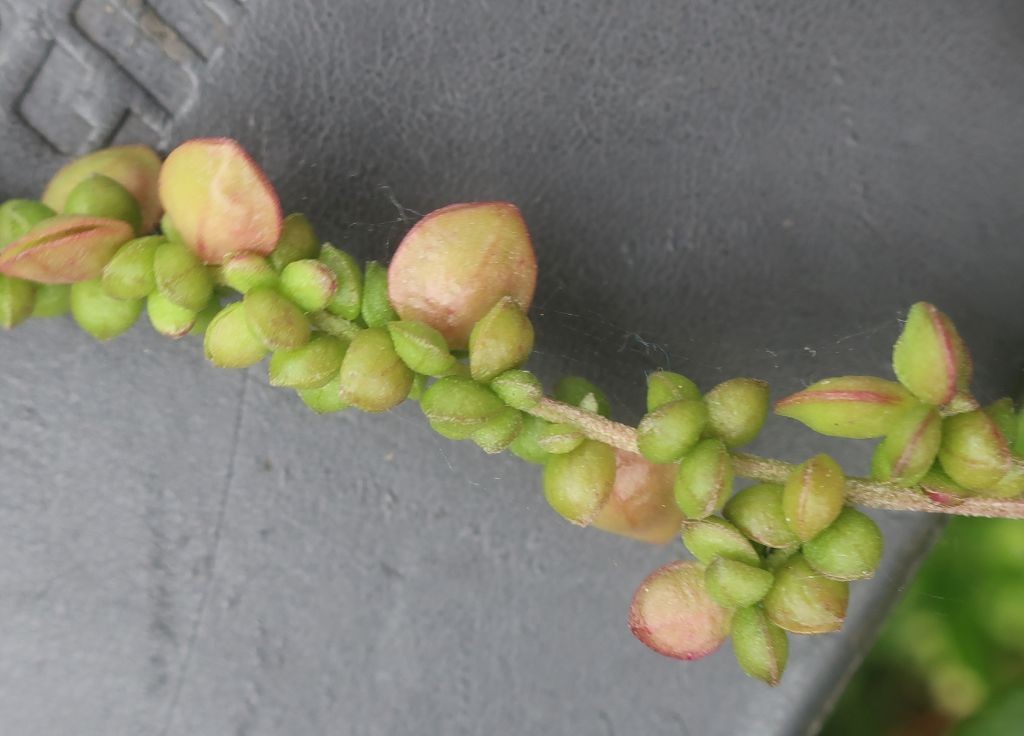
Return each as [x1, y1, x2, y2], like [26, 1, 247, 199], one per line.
[2, 1, 1024, 734]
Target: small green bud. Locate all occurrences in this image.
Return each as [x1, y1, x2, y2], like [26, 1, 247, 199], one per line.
[803, 507, 884, 581]
[420, 375, 505, 438]
[146, 291, 197, 338]
[101, 236, 161, 300]
[985, 459, 1024, 499]
[64, 174, 142, 234]
[361, 261, 398, 328]
[543, 439, 617, 526]
[782, 454, 845, 542]
[189, 298, 221, 336]
[309, 310, 361, 341]
[160, 213, 183, 243]
[636, 398, 708, 463]
[269, 213, 320, 272]
[536, 422, 585, 454]
[472, 407, 523, 454]
[0, 275, 36, 328]
[242, 285, 311, 350]
[508, 414, 555, 464]
[490, 369, 543, 410]
[154, 239, 214, 311]
[297, 370, 348, 414]
[681, 517, 761, 567]
[221, 252, 279, 293]
[0, 199, 55, 246]
[674, 438, 733, 519]
[763, 555, 849, 634]
[280, 259, 337, 312]
[871, 403, 942, 485]
[985, 398, 1017, 449]
[31, 284, 70, 318]
[646, 370, 701, 411]
[704, 378, 769, 447]
[204, 302, 268, 368]
[893, 301, 973, 407]
[705, 558, 774, 609]
[268, 334, 347, 389]
[731, 606, 789, 687]
[723, 483, 800, 549]
[938, 410, 1011, 491]
[319, 244, 362, 320]
[337, 327, 413, 411]
[468, 296, 534, 382]
[775, 375, 918, 439]
[387, 320, 456, 376]
[554, 376, 611, 417]
[69, 279, 142, 340]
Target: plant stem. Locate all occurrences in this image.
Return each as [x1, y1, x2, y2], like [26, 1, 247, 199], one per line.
[525, 397, 1024, 520]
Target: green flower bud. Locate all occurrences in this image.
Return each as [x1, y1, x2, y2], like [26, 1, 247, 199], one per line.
[221, 252, 279, 293]
[189, 298, 221, 336]
[704, 378, 769, 448]
[242, 285, 311, 350]
[204, 302, 268, 368]
[803, 507, 884, 581]
[387, 320, 456, 376]
[0, 215, 133, 284]
[472, 407, 523, 454]
[985, 398, 1017, 449]
[319, 244, 362, 320]
[637, 398, 708, 463]
[64, 174, 142, 234]
[309, 310, 361, 341]
[591, 449, 683, 544]
[0, 199, 55, 246]
[361, 261, 398, 328]
[70, 279, 142, 340]
[674, 438, 733, 519]
[337, 327, 413, 412]
[782, 454, 845, 542]
[893, 301, 973, 407]
[468, 296, 534, 382]
[269, 213, 320, 271]
[763, 555, 849, 634]
[646, 370, 701, 411]
[508, 414, 555, 464]
[101, 236, 161, 300]
[269, 334, 347, 389]
[536, 422, 585, 454]
[160, 213, 183, 244]
[871, 403, 942, 485]
[543, 439, 617, 526]
[490, 369, 543, 410]
[731, 606, 789, 687]
[421, 375, 505, 438]
[724, 483, 800, 549]
[280, 259, 337, 312]
[938, 410, 1011, 491]
[297, 370, 348, 414]
[984, 459, 1024, 499]
[682, 517, 761, 567]
[31, 284, 70, 318]
[154, 239, 214, 311]
[775, 375, 917, 439]
[146, 291, 197, 338]
[554, 376, 611, 417]
[705, 558, 774, 609]
[0, 275, 36, 328]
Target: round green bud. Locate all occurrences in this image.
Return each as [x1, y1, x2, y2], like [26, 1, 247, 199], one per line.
[420, 375, 505, 438]
[280, 259, 337, 312]
[984, 398, 1017, 449]
[775, 375, 918, 439]
[705, 558, 774, 609]
[297, 370, 348, 414]
[543, 439, 617, 526]
[938, 410, 1011, 491]
[490, 369, 543, 410]
[269, 334, 347, 389]
[731, 606, 789, 687]
[555, 376, 611, 417]
[724, 483, 799, 549]
[361, 260, 398, 328]
[0, 199, 55, 246]
[70, 279, 142, 340]
[269, 213, 320, 272]
[154, 239, 214, 311]
[636, 398, 708, 463]
[472, 407, 523, 454]
[704, 378, 769, 448]
[30, 284, 70, 318]
[189, 298, 221, 336]
[204, 302, 268, 368]
[221, 252, 279, 293]
[101, 236, 161, 300]
[160, 213, 183, 244]
[763, 554, 849, 634]
[803, 507, 884, 581]
[63, 174, 142, 234]
[871, 403, 942, 485]
[0, 275, 36, 328]
[319, 243, 362, 321]
[508, 414, 555, 465]
[892, 301, 973, 407]
[387, 320, 456, 376]
[337, 327, 413, 412]
[242, 285, 311, 350]
[681, 517, 761, 567]
[646, 370, 701, 411]
[146, 291, 197, 338]
[468, 296, 534, 382]
[782, 454, 846, 542]
[674, 438, 733, 519]
[536, 422, 585, 454]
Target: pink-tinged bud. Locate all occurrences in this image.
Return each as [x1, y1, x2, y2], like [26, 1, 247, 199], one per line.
[387, 202, 537, 349]
[591, 450, 685, 545]
[0, 215, 133, 284]
[938, 410, 1012, 491]
[158, 138, 283, 264]
[872, 404, 942, 485]
[629, 560, 733, 661]
[919, 466, 969, 507]
[892, 302, 974, 408]
[775, 376, 917, 439]
[42, 144, 163, 233]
